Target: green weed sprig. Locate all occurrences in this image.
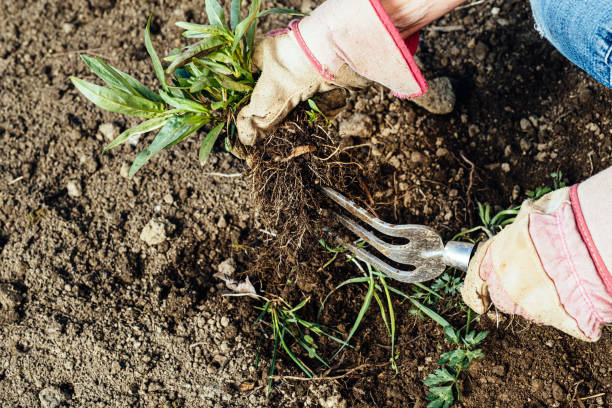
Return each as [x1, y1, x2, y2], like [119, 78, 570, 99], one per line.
[424, 311, 487, 408]
[252, 296, 348, 395]
[71, 1, 303, 177]
[318, 240, 448, 372]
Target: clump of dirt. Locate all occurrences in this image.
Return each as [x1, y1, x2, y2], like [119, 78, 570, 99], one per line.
[246, 106, 363, 251]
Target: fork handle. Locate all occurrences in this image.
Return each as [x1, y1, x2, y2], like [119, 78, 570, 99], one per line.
[442, 241, 475, 272]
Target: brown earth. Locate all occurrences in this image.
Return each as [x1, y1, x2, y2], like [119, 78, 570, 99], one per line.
[0, 0, 611, 407]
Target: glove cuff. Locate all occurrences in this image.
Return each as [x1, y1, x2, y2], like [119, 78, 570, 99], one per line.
[294, 0, 428, 97]
[529, 188, 612, 341]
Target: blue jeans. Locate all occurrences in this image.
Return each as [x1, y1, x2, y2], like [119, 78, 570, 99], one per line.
[530, 0, 612, 88]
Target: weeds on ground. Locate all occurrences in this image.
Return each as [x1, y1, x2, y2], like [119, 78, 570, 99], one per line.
[424, 311, 487, 408]
[455, 171, 567, 241]
[71, 1, 302, 177]
[318, 240, 448, 372]
[251, 296, 348, 395]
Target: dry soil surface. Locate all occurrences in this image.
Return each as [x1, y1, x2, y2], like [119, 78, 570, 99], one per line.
[0, 0, 611, 407]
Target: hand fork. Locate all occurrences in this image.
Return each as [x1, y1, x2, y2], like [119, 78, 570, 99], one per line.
[322, 187, 475, 283]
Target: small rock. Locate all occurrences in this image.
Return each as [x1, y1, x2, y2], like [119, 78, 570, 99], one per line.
[319, 394, 347, 408]
[120, 163, 130, 178]
[79, 154, 98, 173]
[62, 23, 74, 34]
[217, 258, 236, 275]
[163, 193, 174, 204]
[468, 124, 480, 138]
[586, 122, 601, 133]
[519, 118, 532, 131]
[388, 156, 401, 169]
[39, 386, 63, 408]
[551, 382, 564, 401]
[66, 181, 81, 198]
[501, 163, 510, 172]
[99, 123, 119, 142]
[220, 316, 230, 327]
[535, 152, 548, 162]
[491, 365, 505, 377]
[436, 147, 448, 157]
[411, 76, 455, 114]
[216, 216, 227, 228]
[530, 378, 543, 394]
[519, 138, 531, 152]
[140, 219, 167, 246]
[338, 113, 373, 138]
[491, 6, 500, 15]
[410, 151, 424, 163]
[300, 0, 314, 13]
[474, 42, 489, 61]
[90, 0, 114, 9]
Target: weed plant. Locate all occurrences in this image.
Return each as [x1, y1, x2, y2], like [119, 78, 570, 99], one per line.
[71, 1, 302, 177]
[252, 296, 347, 395]
[424, 311, 487, 408]
[318, 240, 449, 372]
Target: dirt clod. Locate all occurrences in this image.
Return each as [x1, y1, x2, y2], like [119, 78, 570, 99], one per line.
[411, 76, 456, 114]
[39, 387, 64, 408]
[140, 218, 167, 245]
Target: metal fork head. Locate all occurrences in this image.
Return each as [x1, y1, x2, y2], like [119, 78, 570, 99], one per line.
[322, 187, 446, 283]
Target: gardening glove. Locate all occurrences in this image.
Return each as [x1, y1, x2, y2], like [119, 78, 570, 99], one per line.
[236, 0, 428, 145]
[461, 167, 612, 342]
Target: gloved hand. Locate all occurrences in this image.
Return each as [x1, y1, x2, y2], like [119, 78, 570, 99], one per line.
[461, 168, 612, 342]
[236, 0, 428, 145]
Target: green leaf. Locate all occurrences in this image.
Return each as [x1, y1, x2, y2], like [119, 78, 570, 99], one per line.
[176, 22, 228, 37]
[387, 286, 452, 328]
[199, 121, 225, 163]
[79, 55, 134, 95]
[210, 100, 229, 111]
[200, 60, 234, 76]
[218, 76, 252, 92]
[246, 12, 258, 54]
[444, 325, 460, 344]
[80, 55, 162, 102]
[159, 90, 208, 113]
[167, 37, 227, 74]
[424, 368, 455, 386]
[104, 116, 168, 151]
[145, 14, 168, 91]
[267, 320, 279, 395]
[334, 268, 375, 358]
[206, 50, 234, 65]
[189, 76, 219, 93]
[426, 385, 454, 408]
[257, 8, 307, 18]
[288, 297, 310, 313]
[307, 98, 321, 113]
[129, 116, 204, 177]
[70, 77, 165, 118]
[230, 0, 241, 30]
[440, 349, 466, 367]
[205, 0, 226, 28]
[232, 0, 262, 52]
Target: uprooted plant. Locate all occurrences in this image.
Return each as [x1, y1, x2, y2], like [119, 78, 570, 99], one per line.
[71, 0, 303, 177]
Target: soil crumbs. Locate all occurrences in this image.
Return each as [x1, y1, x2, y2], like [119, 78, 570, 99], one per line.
[1, 0, 611, 407]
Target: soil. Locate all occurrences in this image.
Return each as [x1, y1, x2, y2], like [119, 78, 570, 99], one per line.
[0, 0, 611, 407]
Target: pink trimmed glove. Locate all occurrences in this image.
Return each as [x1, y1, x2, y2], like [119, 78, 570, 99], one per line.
[462, 167, 612, 341]
[236, 0, 428, 145]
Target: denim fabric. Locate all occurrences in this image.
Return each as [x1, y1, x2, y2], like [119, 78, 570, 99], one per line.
[530, 0, 612, 88]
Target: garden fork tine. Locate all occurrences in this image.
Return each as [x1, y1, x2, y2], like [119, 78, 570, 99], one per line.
[322, 187, 475, 283]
